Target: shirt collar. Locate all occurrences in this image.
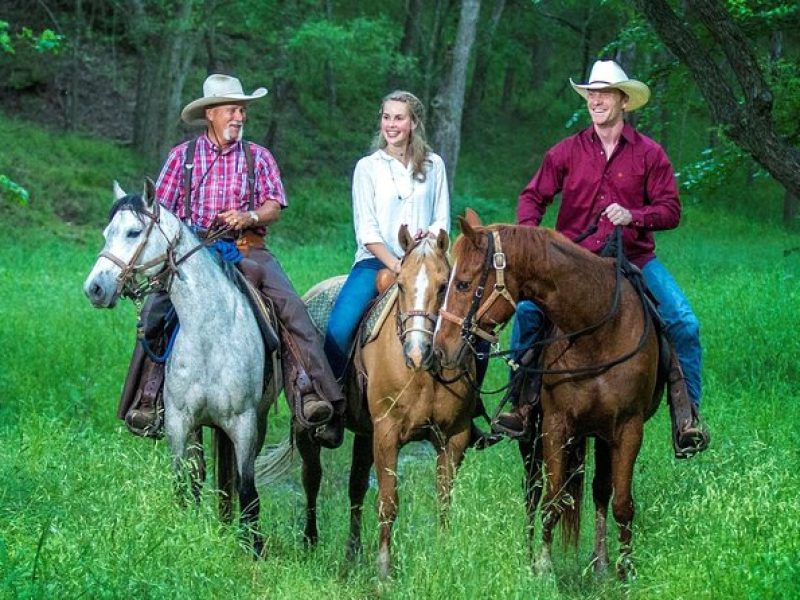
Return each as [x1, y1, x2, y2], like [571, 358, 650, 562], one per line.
[200, 131, 242, 155]
[584, 121, 637, 147]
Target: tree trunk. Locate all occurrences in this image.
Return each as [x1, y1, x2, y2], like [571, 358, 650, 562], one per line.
[388, 0, 423, 90]
[422, 0, 451, 108]
[431, 0, 481, 194]
[129, 0, 201, 166]
[633, 0, 800, 202]
[784, 190, 798, 228]
[465, 0, 506, 125]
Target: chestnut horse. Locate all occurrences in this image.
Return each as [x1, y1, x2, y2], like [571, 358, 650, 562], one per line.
[292, 226, 477, 579]
[434, 210, 662, 579]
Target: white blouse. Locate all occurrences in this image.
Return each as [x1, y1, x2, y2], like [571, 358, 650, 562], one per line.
[351, 149, 450, 264]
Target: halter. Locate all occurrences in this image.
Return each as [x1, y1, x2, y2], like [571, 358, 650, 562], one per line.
[439, 229, 516, 346]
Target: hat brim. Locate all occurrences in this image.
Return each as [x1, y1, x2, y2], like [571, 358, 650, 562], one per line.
[569, 78, 650, 111]
[181, 87, 268, 126]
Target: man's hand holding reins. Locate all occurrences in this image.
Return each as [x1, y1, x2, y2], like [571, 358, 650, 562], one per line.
[604, 203, 632, 226]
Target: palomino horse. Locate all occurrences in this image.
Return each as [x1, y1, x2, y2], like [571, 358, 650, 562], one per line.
[435, 210, 662, 579]
[292, 226, 477, 579]
[83, 180, 277, 555]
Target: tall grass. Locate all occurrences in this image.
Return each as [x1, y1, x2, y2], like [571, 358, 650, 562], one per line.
[1, 115, 799, 598]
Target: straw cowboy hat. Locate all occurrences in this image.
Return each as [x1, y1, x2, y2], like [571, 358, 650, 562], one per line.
[181, 74, 268, 126]
[569, 60, 650, 111]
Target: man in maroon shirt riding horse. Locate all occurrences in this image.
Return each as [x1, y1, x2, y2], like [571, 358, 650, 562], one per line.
[495, 60, 709, 457]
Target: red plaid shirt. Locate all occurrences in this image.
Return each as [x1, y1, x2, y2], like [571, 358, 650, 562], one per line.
[156, 133, 286, 231]
[518, 123, 680, 268]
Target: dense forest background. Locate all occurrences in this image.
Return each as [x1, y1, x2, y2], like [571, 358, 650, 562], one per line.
[1, 0, 799, 227]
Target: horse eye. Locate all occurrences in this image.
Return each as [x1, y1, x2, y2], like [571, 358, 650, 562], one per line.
[127, 229, 143, 239]
[456, 281, 470, 292]
[437, 284, 447, 296]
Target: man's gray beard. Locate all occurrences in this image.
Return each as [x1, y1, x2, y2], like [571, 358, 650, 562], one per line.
[223, 125, 244, 142]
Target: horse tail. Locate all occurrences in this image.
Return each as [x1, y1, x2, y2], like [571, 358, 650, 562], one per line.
[214, 427, 237, 524]
[255, 434, 296, 487]
[560, 436, 586, 548]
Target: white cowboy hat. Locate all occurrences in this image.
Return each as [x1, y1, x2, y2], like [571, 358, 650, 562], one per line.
[569, 60, 650, 111]
[181, 74, 268, 126]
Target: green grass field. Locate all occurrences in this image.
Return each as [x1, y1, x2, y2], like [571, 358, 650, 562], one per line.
[1, 117, 799, 598]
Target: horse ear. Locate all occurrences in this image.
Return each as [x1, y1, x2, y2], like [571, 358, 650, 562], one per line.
[458, 214, 480, 244]
[142, 177, 156, 209]
[436, 228, 449, 253]
[112, 180, 126, 201]
[463, 208, 481, 227]
[398, 224, 414, 253]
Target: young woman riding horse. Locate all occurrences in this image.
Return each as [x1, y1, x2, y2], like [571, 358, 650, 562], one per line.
[435, 210, 670, 579]
[84, 180, 278, 556]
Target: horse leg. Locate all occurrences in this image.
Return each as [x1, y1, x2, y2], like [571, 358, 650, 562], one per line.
[346, 433, 374, 562]
[373, 424, 400, 579]
[295, 430, 322, 547]
[535, 415, 567, 575]
[228, 418, 264, 558]
[435, 428, 469, 527]
[518, 422, 544, 561]
[591, 439, 612, 576]
[610, 419, 644, 581]
[165, 412, 193, 504]
[214, 427, 236, 524]
[187, 428, 205, 504]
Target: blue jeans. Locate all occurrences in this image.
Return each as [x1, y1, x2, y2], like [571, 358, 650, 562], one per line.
[509, 258, 702, 405]
[324, 258, 383, 379]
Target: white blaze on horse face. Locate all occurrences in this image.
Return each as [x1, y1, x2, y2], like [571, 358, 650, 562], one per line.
[406, 262, 430, 353]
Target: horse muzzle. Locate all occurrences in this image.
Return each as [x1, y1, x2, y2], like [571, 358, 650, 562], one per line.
[403, 339, 435, 372]
[83, 270, 120, 308]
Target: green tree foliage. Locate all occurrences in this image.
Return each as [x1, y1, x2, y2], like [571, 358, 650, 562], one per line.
[0, 20, 63, 205]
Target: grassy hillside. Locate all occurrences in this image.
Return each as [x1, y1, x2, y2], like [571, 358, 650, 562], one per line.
[1, 116, 799, 599]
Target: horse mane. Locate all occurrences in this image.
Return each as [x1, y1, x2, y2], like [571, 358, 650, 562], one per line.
[108, 193, 146, 223]
[496, 224, 611, 275]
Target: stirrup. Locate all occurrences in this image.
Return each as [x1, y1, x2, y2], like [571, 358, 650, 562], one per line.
[673, 421, 710, 459]
[468, 423, 503, 451]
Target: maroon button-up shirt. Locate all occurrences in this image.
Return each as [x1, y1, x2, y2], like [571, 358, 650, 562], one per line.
[517, 123, 681, 268]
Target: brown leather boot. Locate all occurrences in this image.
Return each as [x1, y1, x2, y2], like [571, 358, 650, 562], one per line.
[124, 357, 164, 438]
[301, 393, 334, 425]
[491, 405, 528, 438]
[667, 353, 709, 459]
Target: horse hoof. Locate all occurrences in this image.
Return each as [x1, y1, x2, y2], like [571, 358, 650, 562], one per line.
[616, 556, 636, 581]
[377, 551, 392, 580]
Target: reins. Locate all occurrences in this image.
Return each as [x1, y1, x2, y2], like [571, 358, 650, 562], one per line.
[446, 221, 656, 394]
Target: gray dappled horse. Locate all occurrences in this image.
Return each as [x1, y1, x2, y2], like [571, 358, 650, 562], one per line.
[83, 179, 278, 556]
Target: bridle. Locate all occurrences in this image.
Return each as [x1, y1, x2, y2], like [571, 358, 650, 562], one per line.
[395, 239, 448, 347]
[442, 225, 655, 381]
[438, 229, 517, 347]
[99, 201, 231, 302]
[99, 202, 183, 301]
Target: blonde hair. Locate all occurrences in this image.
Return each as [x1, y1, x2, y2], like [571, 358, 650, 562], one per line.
[372, 90, 432, 182]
